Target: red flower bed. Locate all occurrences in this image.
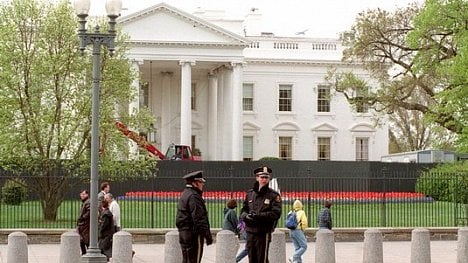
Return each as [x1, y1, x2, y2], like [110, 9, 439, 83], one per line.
[123, 191, 427, 202]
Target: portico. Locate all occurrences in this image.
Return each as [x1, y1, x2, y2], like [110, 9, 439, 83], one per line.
[119, 3, 248, 160]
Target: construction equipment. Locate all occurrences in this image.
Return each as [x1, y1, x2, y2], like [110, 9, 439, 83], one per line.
[115, 121, 200, 161]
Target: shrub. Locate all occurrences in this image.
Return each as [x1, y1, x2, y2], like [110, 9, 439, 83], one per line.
[259, 157, 281, 161]
[1, 179, 28, 205]
[415, 162, 468, 203]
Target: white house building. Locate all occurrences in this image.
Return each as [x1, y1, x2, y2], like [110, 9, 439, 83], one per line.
[119, 3, 388, 161]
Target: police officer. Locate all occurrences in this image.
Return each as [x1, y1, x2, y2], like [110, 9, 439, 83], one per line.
[240, 166, 282, 263]
[176, 170, 213, 263]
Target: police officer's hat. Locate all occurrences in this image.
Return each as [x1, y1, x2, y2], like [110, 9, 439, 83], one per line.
[183, 170, 206, 182]
[254, 166, 272, 176]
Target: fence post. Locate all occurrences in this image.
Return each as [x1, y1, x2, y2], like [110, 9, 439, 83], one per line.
[59, 231, 80, 263]
[164, 230, 182, 263]
[268, 229, 286, 263]
[381, 167, 388, 227]
[112, 231, 133, 263]
[458, 227, 468, 263]
[215, 230, 239, 263]
[411, 228, 431, 263]
[7, 231, 28, 263]
[315, 229, 335, 263]
[363, 229, 383, 263]
[151, 170, 155, 228]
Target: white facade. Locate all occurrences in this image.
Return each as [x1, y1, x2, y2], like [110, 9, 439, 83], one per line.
[119, 3, 388, 161]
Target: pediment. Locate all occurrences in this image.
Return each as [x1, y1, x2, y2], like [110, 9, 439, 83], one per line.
[243, 121, 261, 131]
[311, 123, 338, 132]
[119, 3, 248, 47]
[349, 123, 376, 132]
[273, 122, 300, 131]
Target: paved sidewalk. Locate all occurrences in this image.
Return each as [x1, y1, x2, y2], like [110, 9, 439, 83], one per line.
[0, 241, 458, 263]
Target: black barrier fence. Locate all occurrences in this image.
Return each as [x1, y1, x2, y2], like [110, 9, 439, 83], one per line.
[0, 161, 466, 229]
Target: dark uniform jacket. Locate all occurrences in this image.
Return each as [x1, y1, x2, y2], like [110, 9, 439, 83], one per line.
[176, 185, 212, 241]
[240, 182, 282, 234]
[77, 198, 91, 244]
[98, 209, 115, 258]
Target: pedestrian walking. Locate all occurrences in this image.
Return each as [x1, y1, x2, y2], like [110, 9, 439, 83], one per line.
[235, 219, 249, 262]
[77, 190, 90, 255]
[176, 170, 213, 263]
[105, 193, 120, 232]
[288, 200, 308, 263]
[223, 199, 239, 234]
[98, 182, 110, 212]
[317, 200, 332, 230]
[240, 166, 282, 263]
[98, 199, 115, 261]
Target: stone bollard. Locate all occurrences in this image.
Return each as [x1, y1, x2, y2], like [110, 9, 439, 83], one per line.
[165, 230, 182, 263]
[363, 228, 383, 263]
[7, 231, 28, 263]
[268, 229, 286, 263]
[215, 230, 239, 263]
[458, 227, 468, 263]
[112, 231, 133, 263]
[411, 228, 431, 263]
[59, 231, 81, 263]
[315, 229, 335, 263]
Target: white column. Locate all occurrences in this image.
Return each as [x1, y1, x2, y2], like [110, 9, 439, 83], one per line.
[179, 60, 195, 146]
[216, 70, 224, 160]
[161, 71, 173, 150]
[231, 62, 243, 161]
[222, 67, 233, 160]
[208, 72, 218, 160]
[128, 60, 143, 158]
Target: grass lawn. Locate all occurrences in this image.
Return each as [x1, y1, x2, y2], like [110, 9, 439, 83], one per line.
[0, 199, 461, 229]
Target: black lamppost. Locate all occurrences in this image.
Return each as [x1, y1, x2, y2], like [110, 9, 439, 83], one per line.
[73, 0, 122, 262]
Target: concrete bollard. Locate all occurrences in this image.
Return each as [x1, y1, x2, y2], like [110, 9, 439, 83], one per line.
[363, 228, 383, 263]
[411, 228, 431, 263]
[59, 231, 81, 263]
[457, 227, 468, 263]
[268, 229, 286, 263]
[165, 230, 182, 263]
[112, 231, 133, 263]
[7, 231, 28, 263]
[215, 230, 239, 263]
[315, 229, 335, 263]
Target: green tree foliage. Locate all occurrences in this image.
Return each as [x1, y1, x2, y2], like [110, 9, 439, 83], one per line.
[0, 0, 155, 220]
[328, 1, 467, 152]
[408, 0, 468, 152]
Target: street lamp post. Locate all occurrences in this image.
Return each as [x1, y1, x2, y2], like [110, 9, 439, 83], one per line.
[73, 0, 122, 262]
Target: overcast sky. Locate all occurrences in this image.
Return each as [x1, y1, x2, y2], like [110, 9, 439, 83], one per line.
[89, 0, 422, 38]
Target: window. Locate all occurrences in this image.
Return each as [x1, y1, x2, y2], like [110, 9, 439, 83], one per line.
[355, 87, 369, 113]
[356, 137, 369, 161]
[139, 82, 149, 108]
[317, 137, 331, 160]
[278, 85, 292, 112]
[191, 83, 196, 110]
[279, 136, 292, 160]
[243, 83, 254, 111]
[243, 136, 253, 161]
[317, 85, 330, 112]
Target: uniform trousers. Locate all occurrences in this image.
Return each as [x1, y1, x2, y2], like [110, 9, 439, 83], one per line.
[246, 231, 271, 263]
[179, 230, 204, 263]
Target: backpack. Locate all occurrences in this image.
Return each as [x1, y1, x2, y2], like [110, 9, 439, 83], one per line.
[285, 210, 298, 230]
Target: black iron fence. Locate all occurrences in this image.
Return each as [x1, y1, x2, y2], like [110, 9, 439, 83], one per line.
[0, 161, 466, 229]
